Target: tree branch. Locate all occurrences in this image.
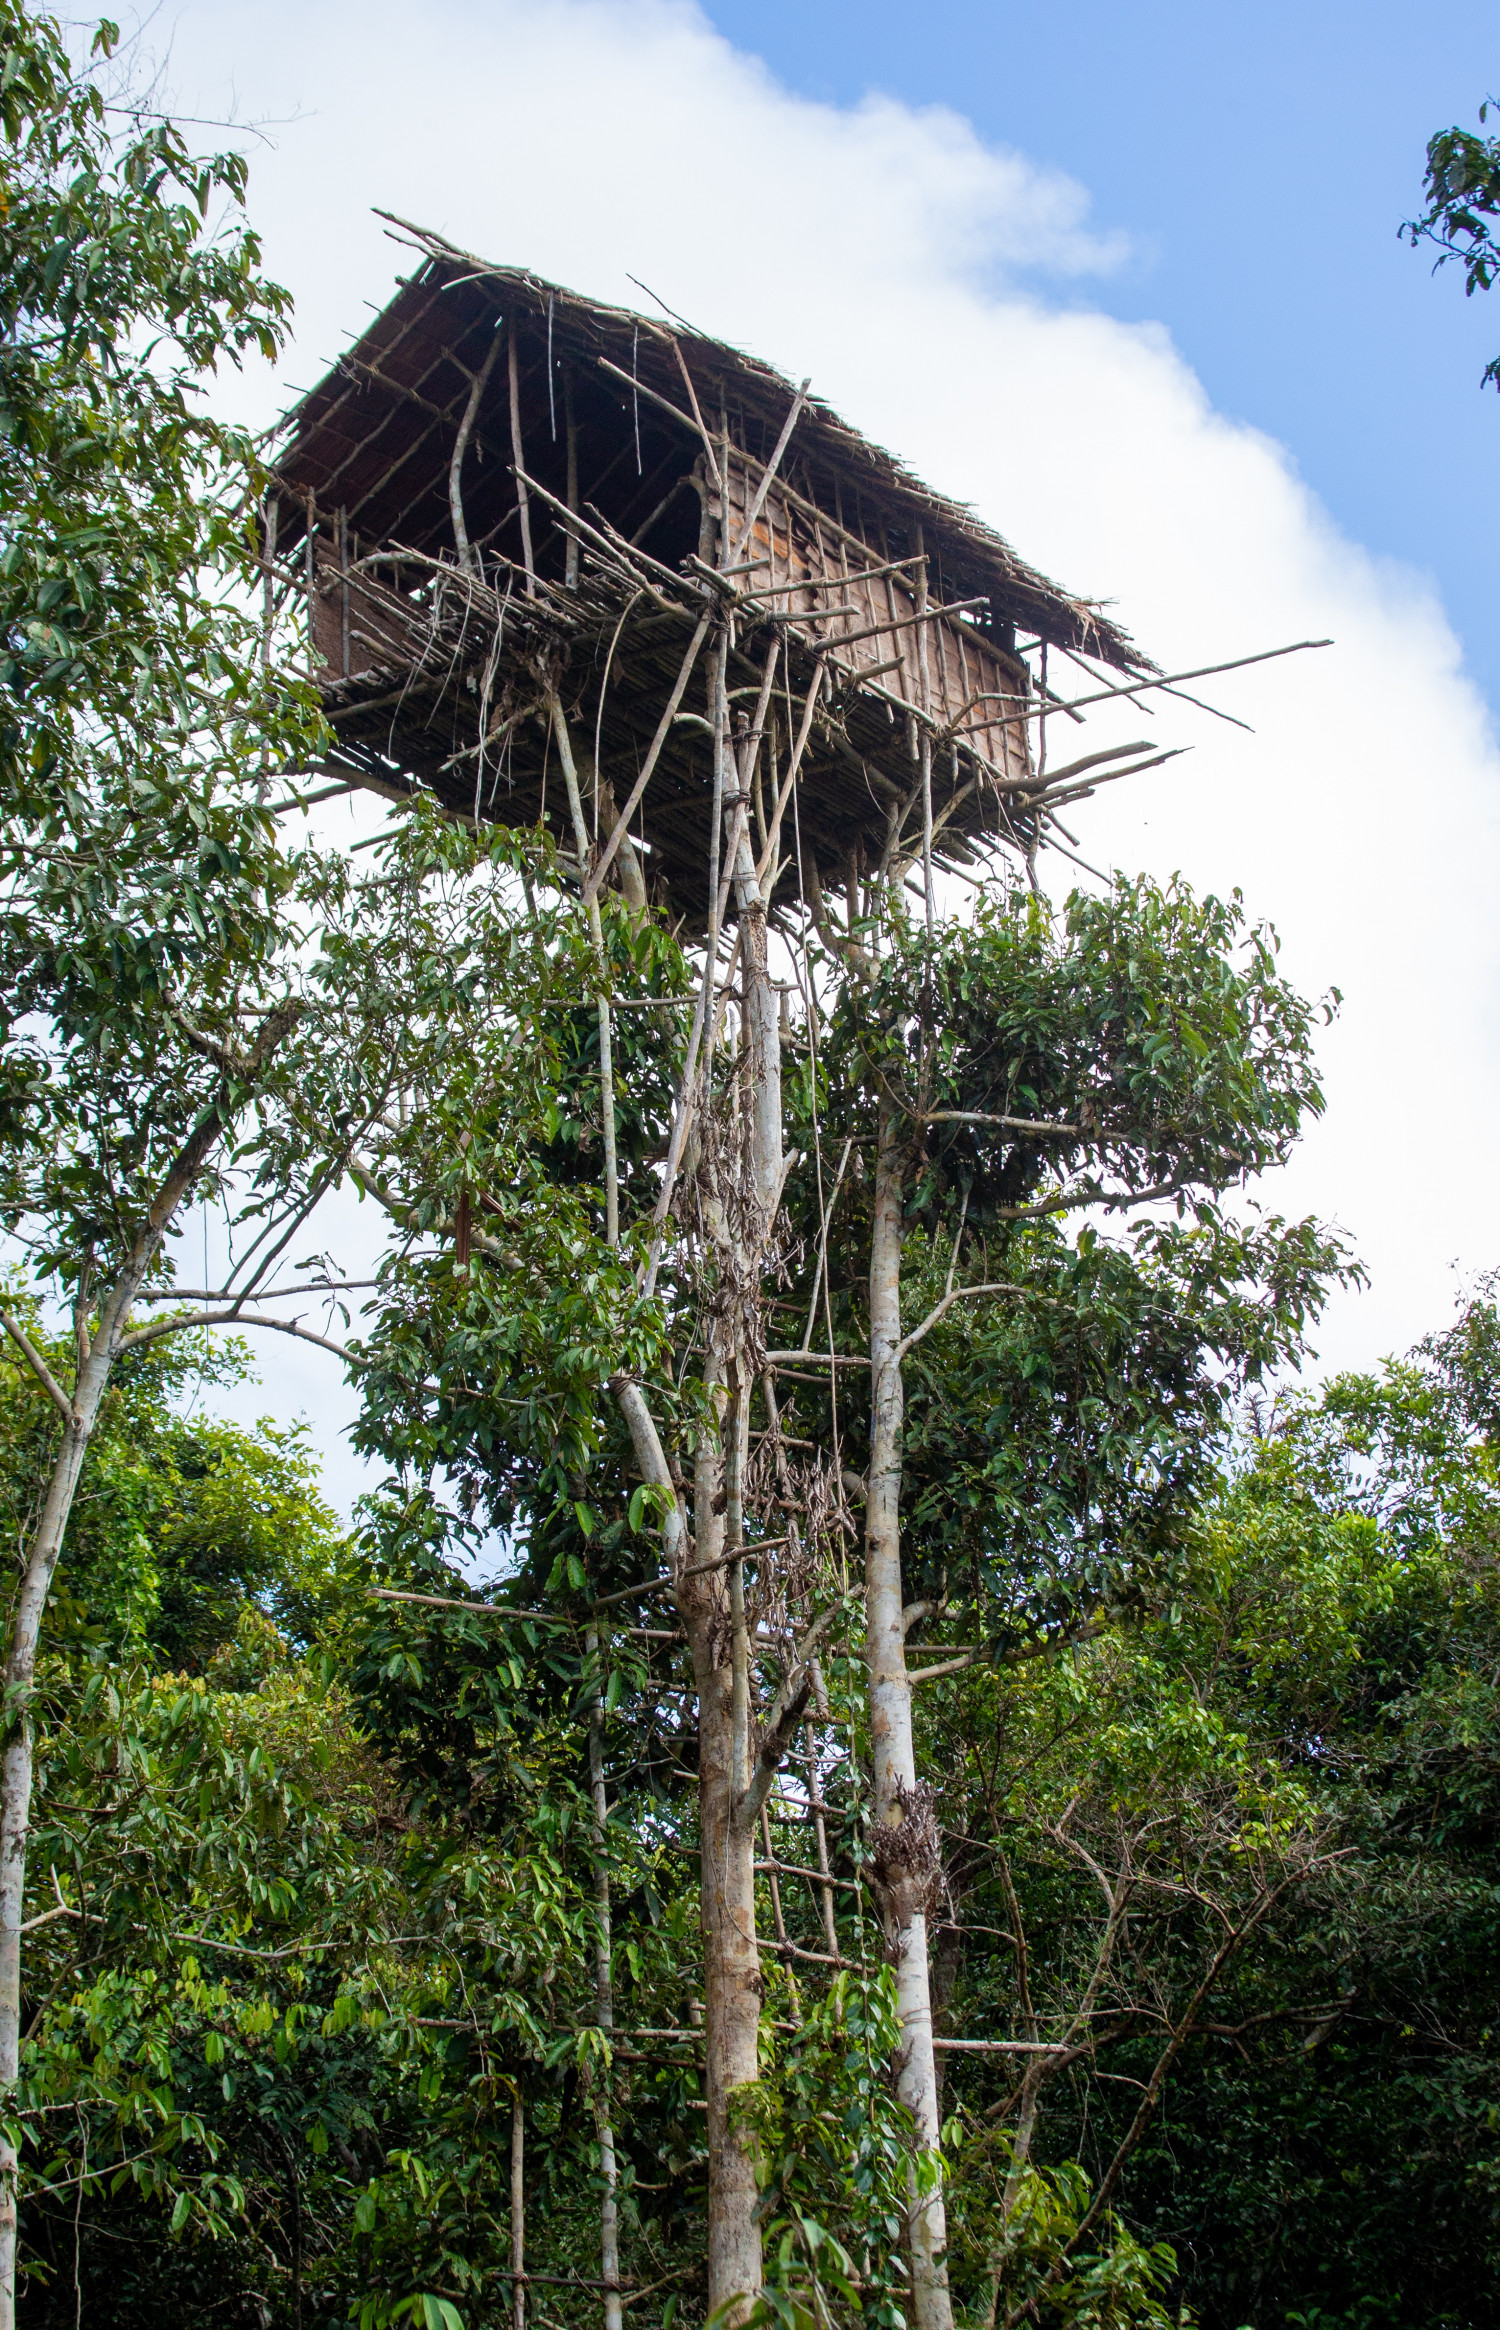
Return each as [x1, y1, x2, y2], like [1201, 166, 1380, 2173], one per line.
[0, 1314, 73, 1424]
[895, 1280, 1023, 1364]
[1003, 1863, 1319, 2326]
[119, 1308, 354, 1362]
[734, 1596, 848, 1833]
[922, 1112, 1081, 1136]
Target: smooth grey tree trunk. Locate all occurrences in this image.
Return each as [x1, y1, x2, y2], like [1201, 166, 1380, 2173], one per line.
[864, 1097, 954, 2330]
[0, 1272, 159, 2326]
[587, 1636, 625, 2330]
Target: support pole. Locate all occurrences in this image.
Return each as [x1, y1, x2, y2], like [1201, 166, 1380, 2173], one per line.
[511, 2094, 526, 2330]
[509, 321, 537, 596]
[552, 700, 619, 1246]
[587, 1625, 624, 2330]
[865, 1096, 954, 2330]
[564, 366, 580, 592]
[450, 328, 501, 576]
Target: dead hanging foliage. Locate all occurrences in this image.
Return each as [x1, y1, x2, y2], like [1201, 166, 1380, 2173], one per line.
[682, 1078, 772, 1382]
[871, 1778, 947, 1934]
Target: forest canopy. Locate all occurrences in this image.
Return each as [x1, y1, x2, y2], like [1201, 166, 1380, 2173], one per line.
[7, 1289, 1500, 2328]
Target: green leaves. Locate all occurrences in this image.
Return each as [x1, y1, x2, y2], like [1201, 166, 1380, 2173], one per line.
[1403, 100, 1500, 388]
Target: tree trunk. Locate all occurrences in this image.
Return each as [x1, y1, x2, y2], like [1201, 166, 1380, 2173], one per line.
[0, 1415, 92, 2329]
[864, 1096, 954, 2330]
[0, 1296, 139, 2328]
[608, 1381, 765, 2319]
[0, 1067, 274, 2328]
[682, 698, 785, 2320]
[587, 1636, 624, 2330]
[510, 2092, 526, 2330]
[606, 675, 784, 2322]
[687, 1408, 764, 2322]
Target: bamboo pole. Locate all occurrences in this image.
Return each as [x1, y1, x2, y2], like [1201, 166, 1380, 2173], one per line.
[565, 367, 580, 592]
[511, 2095, 526, 2330]
[552, 700, 619, 1245]
[509, 323, 537, 596]
[804, 1716, 841, 1957]
[865, 1096, 954, 2330]
[587, 1625, 625, 2330]
[449, 329, 502, 576]
[338, 507, 349, 678]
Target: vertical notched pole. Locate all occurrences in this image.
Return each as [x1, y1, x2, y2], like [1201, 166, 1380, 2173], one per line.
[564, 366, 581, 592]
[551, 701, 619, 1246]
[259, 496, 278, 795]
[303, 490, 317, 661]
[338, 507, 349, 678]
[705, 632, 727, 1041]
[510, 322, 537, 597]
[510, 2093, 526, 2330]
[725, 1372, 749, 1801]
[865, 1095, 954, 2330]
[587, 1625, 625, 2330]
[804, 1713, 841, 1958]
[915, 524, 934, 946]
[261, 496, 278, 678]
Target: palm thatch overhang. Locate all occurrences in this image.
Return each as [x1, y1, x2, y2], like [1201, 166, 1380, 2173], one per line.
[267, 222, 1154, 926]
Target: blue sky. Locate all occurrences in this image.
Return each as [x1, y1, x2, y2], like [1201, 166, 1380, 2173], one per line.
[702, 0, 1500, 701]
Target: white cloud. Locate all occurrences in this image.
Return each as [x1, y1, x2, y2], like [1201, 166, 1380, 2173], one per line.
[161, 0, 1500, 1494]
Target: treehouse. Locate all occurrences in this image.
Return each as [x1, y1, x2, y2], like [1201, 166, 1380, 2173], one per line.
[268, 222, 1150, 924]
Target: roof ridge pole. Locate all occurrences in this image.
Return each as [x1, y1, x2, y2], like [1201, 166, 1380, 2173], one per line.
[509, 321, 537, 597]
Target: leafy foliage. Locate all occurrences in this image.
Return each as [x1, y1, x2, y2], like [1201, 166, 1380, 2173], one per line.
[920, 1282, 1500, 2329]
[0, 1310, 354, 1665]
[1403, 99, 1500, 389]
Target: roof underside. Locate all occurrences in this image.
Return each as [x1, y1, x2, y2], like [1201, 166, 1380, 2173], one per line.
[272, 226, 1148, 675]
[264, 229, 1153, 922]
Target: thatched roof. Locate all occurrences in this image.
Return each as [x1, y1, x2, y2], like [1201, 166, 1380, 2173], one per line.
[269, 222, 1149, 676]
[261, 229, 1155, 922]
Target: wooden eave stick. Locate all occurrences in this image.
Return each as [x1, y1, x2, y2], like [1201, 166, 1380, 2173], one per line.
[948, 637, 1334, 737]
[1030, 745, 1187, 810]
[592, 351, 1011, 606]
[798, 598, 989, 653]
[727, 377, 811, 566]
[667, 337, 723, 490]
[596, 355, 718, 445]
